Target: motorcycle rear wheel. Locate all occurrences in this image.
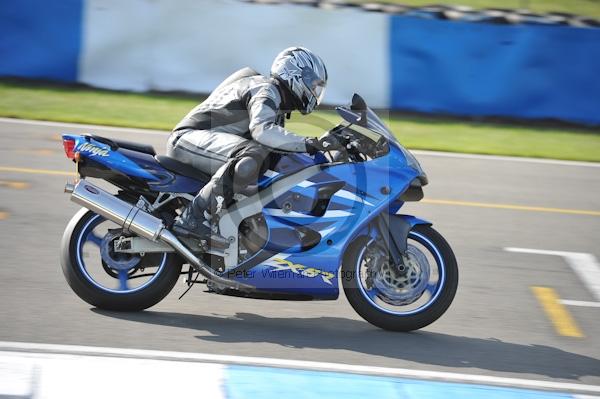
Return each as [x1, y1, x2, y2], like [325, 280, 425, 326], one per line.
[61, 209, 183, 311]
[342, 225, 458, 331]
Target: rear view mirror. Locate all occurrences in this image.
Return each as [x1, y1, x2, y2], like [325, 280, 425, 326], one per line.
[350, 93, 367, 112]
[351, 93, 368, 126]
[335, 93, 368, 126]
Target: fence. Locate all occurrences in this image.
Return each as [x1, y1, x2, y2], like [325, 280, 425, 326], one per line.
[1, 0, 599, 124]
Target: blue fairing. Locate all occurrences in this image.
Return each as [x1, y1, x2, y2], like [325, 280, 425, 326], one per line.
[228, 145, 429, 299]
[63, 130, 430, 300]
[258, 152, 324, 188]
[63, 134, 205, 192]
[118, 148, 205, 193]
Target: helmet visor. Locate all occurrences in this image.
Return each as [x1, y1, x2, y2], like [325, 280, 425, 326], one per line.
[302, 68, 327, 106]
[313, 83, 326, 106]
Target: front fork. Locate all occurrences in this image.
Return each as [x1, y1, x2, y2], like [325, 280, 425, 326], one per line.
[375, 215, 406, 269]
[371, 213, 432, 268]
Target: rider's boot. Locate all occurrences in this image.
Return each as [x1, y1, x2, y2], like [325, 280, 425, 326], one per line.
[173, 156, 259, 249]
[172, 187, 229, 249]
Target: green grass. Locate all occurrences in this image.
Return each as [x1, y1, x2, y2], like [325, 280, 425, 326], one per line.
[1, 80, 599, 162]
[352, 0, 600, 19]
[0, 82, 194, 131]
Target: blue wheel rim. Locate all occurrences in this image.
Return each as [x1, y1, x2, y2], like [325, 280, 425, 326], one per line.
[356, 231, 446, 316]
[76, 214, 168, 294]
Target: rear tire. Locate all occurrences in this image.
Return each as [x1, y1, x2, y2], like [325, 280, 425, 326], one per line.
[342, 225, 458, 331]
[61, 209, 183, 311]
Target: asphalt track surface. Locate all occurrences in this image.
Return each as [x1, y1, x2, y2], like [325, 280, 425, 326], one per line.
[0, 118, 599, 388]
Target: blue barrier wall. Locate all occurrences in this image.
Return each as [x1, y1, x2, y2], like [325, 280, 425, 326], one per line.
[390, 16, 600, 125]
[0, 0, 83, 82]
[1, 1, 599, 125]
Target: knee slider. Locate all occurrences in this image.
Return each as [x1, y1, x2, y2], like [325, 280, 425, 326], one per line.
[233, 156, 258, 185]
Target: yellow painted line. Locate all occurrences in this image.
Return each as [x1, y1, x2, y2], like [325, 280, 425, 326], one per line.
[0, 166, 72, 177]
[0, 180, 30, 189]
[422, 199, 600, 217]
[17, 149, 56, 156]
[0, 212, 8, 220]
[0, 165, 598, 217]
[531, 286, 584, 338]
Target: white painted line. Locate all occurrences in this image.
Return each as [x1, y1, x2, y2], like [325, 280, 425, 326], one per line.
[0, 351, 225, 399]
[0, 357, 34, 397]
[2, 117, 599, 168]
[561, 300, 600, 308]
[0, 341, 599, 394]
[505, 248, 600, 301]
[0, 117, 169, 136]
[412, 150, 600, 168]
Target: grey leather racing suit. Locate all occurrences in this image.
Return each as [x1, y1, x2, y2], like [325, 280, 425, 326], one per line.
[167, 67, 308, 221]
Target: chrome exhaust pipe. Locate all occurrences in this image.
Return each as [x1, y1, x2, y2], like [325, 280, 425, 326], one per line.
[67, 180, 254, 292]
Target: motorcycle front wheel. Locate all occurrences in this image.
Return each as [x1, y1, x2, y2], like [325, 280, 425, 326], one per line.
[342, 225, 458, 331]
[61, 209, 183, 311]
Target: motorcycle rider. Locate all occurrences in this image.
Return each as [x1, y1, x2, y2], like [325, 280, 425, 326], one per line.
[167, 47, 341, 244]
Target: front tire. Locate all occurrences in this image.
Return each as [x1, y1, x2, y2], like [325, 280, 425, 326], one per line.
[342, 225, 458, 331]
[61, 209, 183, 311]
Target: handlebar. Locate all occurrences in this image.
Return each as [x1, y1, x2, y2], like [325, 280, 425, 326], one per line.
[320, 127, 372, 162]
[318, 123, 390, 163]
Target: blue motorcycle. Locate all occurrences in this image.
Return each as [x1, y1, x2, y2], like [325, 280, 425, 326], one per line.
[60, 94, 458, 331]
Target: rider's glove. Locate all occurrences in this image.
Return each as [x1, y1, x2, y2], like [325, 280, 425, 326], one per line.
[305, 135, 344, 155]
[305, 137, 321, 155]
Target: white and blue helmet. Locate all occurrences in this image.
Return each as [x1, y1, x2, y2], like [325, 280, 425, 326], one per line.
[271, 47, 328, 115]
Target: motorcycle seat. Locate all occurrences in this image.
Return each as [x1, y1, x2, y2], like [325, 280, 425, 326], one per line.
[87, 134, 156, 156]
[155, 155, 211, 182]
